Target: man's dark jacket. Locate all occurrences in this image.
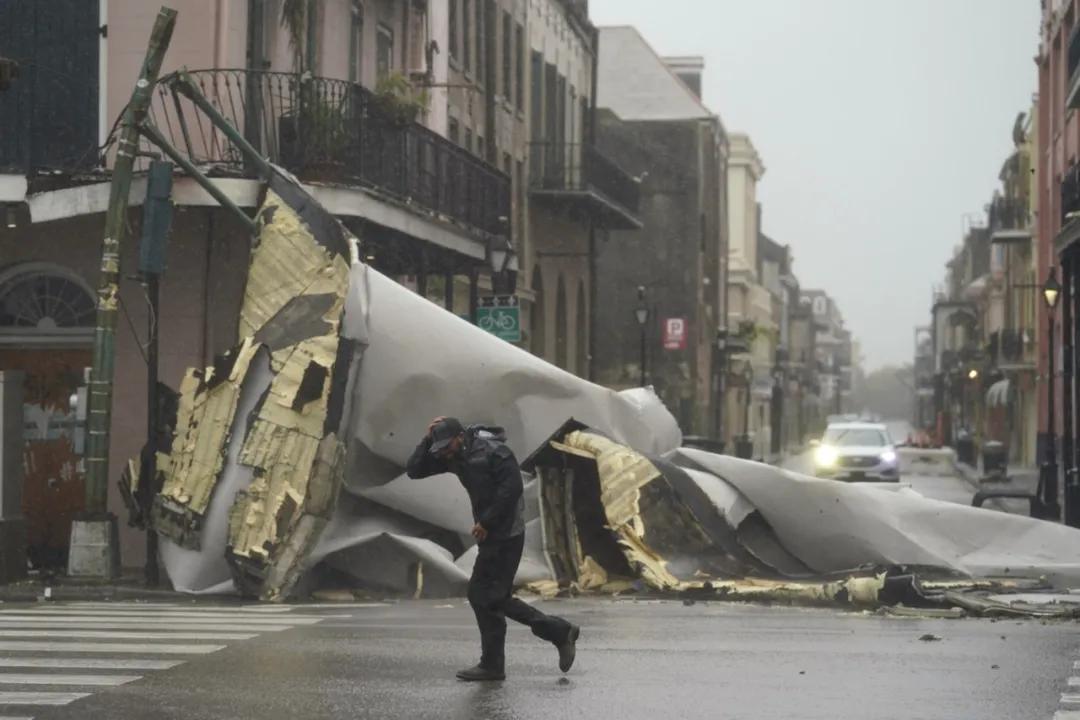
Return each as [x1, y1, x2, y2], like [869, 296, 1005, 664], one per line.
[405, 425, 525, 543]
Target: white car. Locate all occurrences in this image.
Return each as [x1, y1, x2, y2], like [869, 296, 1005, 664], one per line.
[812, 422, 900, 482]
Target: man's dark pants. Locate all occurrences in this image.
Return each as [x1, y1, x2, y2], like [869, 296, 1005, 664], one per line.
[468, 533, 571, 670]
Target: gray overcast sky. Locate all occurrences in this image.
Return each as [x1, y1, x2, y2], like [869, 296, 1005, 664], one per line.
[590, 0, 1040, 370]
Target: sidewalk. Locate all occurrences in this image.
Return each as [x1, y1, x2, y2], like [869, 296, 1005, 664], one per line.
[0, 570, 198, 604]
[955, 462, 1040, 516]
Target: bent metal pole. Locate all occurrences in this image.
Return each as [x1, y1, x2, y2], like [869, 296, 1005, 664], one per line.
[84, 7, 178, 516]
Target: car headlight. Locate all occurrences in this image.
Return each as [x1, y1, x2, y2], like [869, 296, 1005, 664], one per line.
[880, 450, 897, 464]
[815, 445, 838, 467]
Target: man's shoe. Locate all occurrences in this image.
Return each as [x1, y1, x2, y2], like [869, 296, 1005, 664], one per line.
[557, 625, 580, 673]
[456, 664, 505, 682]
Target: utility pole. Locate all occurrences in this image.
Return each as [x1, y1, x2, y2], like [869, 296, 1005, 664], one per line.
[71, 7, 177, 579]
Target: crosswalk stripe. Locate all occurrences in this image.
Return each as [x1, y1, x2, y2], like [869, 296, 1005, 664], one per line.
[53, 604, 296, 614]
[1062, 693, 1080, 704]
[0, 630, 257, 641]
[0, 613, 328, 626]
[0, 691, 89, 705]
[0, 715, 34, 719]
[0, 641, 224, 655]
[0, 658, 182, 671]
[0, 673, 141, 687]
[56, 604, 295, 613]
[1054, 711, 1080, 719]
[1069, 677, 1080, 688]
[0, 622, 291, 633]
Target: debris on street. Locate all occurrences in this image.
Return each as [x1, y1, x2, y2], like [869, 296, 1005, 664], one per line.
[129, 154, 1080, 617]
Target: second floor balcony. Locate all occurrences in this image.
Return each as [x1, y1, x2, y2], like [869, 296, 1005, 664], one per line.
[150, 69, 510, 241]
[989, 328, 1035, 368]
[988, 195, 1031, 244]
[527, 141, 642, 230]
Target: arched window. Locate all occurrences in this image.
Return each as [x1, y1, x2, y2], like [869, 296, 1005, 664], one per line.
[0, 264, 95, 345]
[575, 280, 587, 376]
[555, 275, 568, 370]
[531, 265, 546, 358]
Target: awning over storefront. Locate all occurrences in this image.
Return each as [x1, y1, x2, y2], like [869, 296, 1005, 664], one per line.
[987, 379, 1010, 407]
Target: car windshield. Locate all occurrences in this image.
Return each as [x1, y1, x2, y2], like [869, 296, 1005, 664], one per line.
[823, 428, 888, 447]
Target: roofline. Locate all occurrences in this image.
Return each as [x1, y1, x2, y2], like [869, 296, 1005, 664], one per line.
[597, 25, 719, 122]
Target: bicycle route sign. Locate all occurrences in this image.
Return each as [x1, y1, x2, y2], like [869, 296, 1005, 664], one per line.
[477, 295, 521, 343]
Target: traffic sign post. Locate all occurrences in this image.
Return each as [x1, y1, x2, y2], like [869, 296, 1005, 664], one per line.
[477, 295, 521, 343]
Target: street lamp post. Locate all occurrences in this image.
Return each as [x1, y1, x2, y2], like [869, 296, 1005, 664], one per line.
[1041, 268, 1062, 520]
[635, 286, 649, 387]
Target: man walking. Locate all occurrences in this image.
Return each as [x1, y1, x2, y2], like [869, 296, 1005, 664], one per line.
[407, 417, 580, 681]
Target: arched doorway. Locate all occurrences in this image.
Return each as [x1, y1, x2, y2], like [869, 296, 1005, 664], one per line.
[0, 263, 95, 570]
[575, 280, 587, 376]
[531, 266, 546, 358]
[555, 275, 568, 370]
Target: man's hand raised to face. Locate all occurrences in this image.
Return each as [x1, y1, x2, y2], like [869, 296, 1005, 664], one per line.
[471, 523, 488, 542]
[427, 416, 447, 437]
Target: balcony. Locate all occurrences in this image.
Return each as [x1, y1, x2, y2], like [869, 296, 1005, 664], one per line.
[998, 328, 1035, 368]
[149, 69, 510, 240]
[988, 196, 1031, 244]
[527, 142, 642, 230]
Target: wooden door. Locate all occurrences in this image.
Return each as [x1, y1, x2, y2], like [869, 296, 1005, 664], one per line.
[0, 348, 90, 569]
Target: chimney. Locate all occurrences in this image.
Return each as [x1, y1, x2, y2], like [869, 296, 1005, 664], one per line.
[662, 56, 705, 99]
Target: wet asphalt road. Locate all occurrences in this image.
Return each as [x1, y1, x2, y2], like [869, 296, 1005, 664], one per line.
[10, 598, 1078, 720]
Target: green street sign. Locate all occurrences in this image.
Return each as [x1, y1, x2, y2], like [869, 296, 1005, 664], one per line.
[477, 295, 521, 343]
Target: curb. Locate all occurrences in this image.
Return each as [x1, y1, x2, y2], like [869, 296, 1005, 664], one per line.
[0, 577, 208, 604]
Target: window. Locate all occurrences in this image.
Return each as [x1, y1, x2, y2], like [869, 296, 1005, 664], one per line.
[348, 1, 364, 83]
[305, 0, 319, 73]
[448, 117, 460, 145]
[503, 152, 512, 176]
[449, 0, 459, 62]
[569, 86, 576, 146]
[502, 12, 512, 99]
[822, 428, 888, 448]
[475, 0, 486, 86]
[465, 127, 473, 154]
[245, 0, 269, 71]
[0, 268, 95, 329]
[530, 51, 543, 140]
[463, 0, 472, 74]
[477, 133, 485, 158]
[407, 3, 427, 72]
[515, 25, 525, 111]
[376, 24, 394, 81]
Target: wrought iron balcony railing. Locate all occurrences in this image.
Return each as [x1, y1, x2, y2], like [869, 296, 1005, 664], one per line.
[988, 195, 1029, 233]
[999, 328, 1032, 364]
[149, 69, 510, 239]
[527, 141, 641, 229]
